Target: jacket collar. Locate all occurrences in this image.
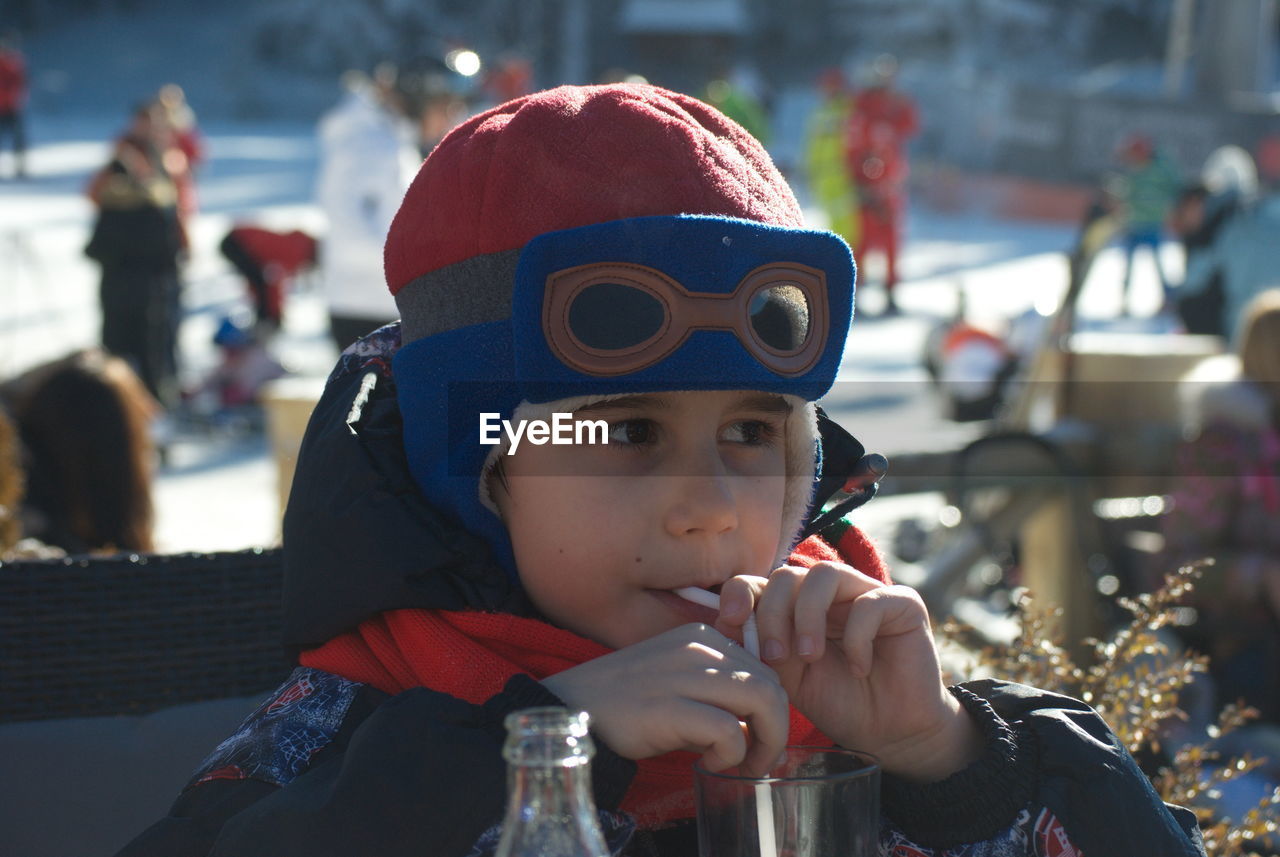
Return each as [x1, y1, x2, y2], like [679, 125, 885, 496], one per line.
[280, 324, 533, 654]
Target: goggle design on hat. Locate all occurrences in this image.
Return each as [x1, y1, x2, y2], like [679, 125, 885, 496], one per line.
[512, 216, 854, 399]
[543, 261, 829, 378]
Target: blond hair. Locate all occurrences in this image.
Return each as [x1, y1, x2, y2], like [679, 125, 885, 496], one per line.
[1238, 289, 1280, 386]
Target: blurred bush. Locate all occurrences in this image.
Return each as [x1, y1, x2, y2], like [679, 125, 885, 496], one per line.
[940, 564, 1280, 856]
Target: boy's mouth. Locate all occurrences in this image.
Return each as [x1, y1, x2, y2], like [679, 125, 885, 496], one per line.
[651, 587, 720, 626]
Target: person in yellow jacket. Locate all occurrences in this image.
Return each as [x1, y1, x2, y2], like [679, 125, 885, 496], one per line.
[803, 68, 860, 249]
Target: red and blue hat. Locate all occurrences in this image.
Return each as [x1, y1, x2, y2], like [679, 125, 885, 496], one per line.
[387, 84, 857, 576]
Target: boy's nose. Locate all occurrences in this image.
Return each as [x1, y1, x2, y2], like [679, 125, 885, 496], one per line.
[662, 472, 740, 538]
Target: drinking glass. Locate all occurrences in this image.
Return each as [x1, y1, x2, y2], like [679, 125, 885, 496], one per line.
[693, 746, 879, 857]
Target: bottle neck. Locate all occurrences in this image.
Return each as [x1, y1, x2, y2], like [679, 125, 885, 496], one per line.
[505, 759, 596, 821]
[497, 758, 608, 857]
[495, 707, 608, 857]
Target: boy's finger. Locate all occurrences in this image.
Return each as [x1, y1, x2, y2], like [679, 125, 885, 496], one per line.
[740, 713, 787, 778]
[673, 660, 790, 759]
[753, 565, 803, 663]
[790, 563, 846, 661]
[840, 585, 929, 677]
[669, 668, 789, 773]
[674, 626, 783, 685]
[793, 562, 887, 660]
[717, 574, 768, 625]
[668, 699, 748, 771]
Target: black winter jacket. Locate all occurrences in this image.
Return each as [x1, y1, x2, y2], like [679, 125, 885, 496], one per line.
[116, 325, 1206, 857]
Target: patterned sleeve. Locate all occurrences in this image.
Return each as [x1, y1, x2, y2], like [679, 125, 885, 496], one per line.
[881, 807, 1082, 856]
[187, 667, 362, 790]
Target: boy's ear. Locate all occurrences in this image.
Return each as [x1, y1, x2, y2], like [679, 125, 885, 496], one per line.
[802, 407, 886, 539]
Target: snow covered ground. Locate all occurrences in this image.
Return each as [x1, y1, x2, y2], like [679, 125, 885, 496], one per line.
[1, 110, 1184, 556]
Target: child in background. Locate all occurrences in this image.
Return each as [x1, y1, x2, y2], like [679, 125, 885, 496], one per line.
[117, 84, 1205, 857]
[1114, 134, 1182, 314]
[188, 317, 286, 412]
[219, 225, 318, 333]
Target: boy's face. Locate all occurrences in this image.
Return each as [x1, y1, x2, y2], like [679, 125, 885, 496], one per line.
[493, 390, 790, 648]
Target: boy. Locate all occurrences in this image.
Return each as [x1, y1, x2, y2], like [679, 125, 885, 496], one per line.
[117, 84, 1204, 856]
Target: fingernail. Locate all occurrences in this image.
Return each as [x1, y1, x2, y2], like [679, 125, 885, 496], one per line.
[720, 592, 747, 617]
[797, 635, 816, 657]
[764, 639, 785, 662]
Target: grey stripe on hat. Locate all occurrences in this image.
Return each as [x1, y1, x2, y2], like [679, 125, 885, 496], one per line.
[395, 248, 522, 343]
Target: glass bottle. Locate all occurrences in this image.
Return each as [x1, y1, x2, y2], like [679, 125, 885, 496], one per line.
[493, 706, 610, 857]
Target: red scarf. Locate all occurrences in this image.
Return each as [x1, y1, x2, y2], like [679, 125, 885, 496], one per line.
[300, 531, 887, 828]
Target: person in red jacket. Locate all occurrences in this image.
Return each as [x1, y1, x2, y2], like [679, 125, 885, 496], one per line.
[219, 225, 318, 332]
[846, 54, 918, 314]
[0, 30, 27, 179]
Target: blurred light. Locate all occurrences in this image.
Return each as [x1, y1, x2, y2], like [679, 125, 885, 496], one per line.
[1096, 574, 1120, 596]
[1094, 495, 1169, 520]
[446, 49, 482, 77]
[1033, 289, 1058, 317]
[938, 505, 962, 528]
[977, 562, 1003, 587]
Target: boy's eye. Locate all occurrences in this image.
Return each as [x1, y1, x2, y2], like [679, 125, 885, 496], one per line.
[721, 420, 777, 446]
[608, 419, 656, 445]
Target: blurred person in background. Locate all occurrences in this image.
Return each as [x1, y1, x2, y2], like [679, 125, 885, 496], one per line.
[416, 84, 468, 159]
[1168, 182, 1237, 337]
[703, 66, 770, 145]
[1175, 148, 1280, 345]
[846, 54, 917, 315]
[219, 224, 318, 333]
[1158, 289, 1280, 724]
[156, 83, 204, 228]
[1112, 134, 1181, 315]
[1169, 146, 1258, 339]
[1, 349, 158, 555]
[481, 53, 532, 106]
[0, 28, 26, 179]
[316, 67, 419, 351]
[85, 100, 188, 407]
[803, 67, 860, 250]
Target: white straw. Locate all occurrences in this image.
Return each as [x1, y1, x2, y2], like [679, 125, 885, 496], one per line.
[673, 586, 720, 609]
[672, 587, 778, 857]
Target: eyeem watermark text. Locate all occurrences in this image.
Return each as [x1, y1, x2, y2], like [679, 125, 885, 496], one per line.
[479, 413, 609, 454]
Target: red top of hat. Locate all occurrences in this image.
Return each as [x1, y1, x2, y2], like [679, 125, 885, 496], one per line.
[384, 83, 803, 295]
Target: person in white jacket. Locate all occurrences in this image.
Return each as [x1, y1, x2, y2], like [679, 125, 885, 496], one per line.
[316, 68, 421, 350]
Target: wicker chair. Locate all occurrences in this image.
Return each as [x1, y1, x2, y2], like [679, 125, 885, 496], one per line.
[0, 548, 291, 723]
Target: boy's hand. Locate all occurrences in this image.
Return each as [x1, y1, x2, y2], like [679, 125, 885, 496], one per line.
[541, 624, 790, 776]
[716, 563, 983, 783]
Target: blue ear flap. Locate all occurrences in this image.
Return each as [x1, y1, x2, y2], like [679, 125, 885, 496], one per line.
[802, 408, 884, 538]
